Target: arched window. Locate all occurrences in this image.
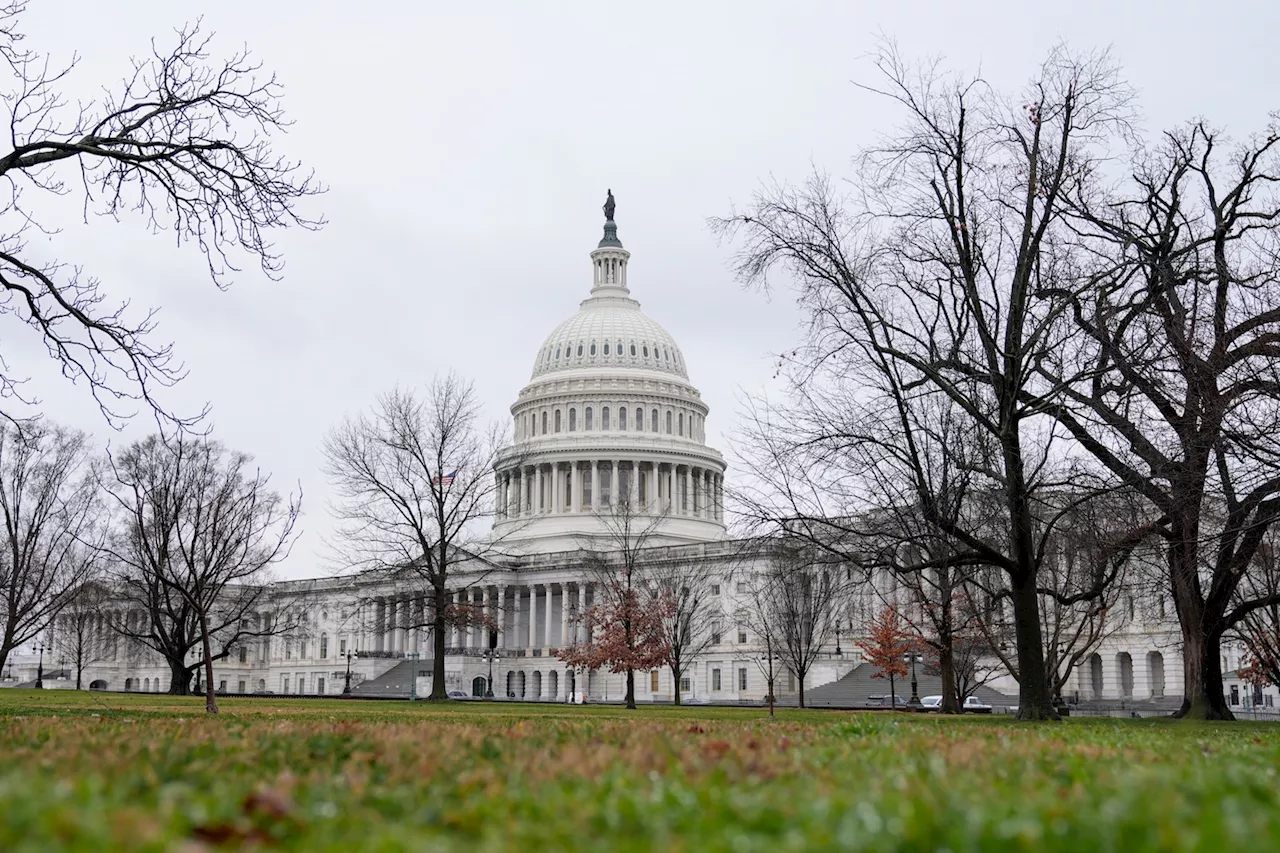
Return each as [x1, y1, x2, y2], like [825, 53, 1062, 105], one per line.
[635, 409, 643, 432]
[577, 344, 584, 357]
[666, 411, 673, 434]
[620, 407, 628, 431]
[602, 407, 611, 429]
[555, 347, 561, 360]
[590, 342, 597, 356]
[651, 409, 659, 432]
[586, 407, 593, 430]
[320, 634, 329, 659]
[555, 410, 562, 432]
[616, 340, 623, 356]
[679, 412, 685, 436]
[569, 408, 577, 431]
[643, 345, 649, 357]
[630, 343, 637, 356]
[541, 411, 548, 434]
[664, 348, 670, 361]
[604, 342, 611, 355]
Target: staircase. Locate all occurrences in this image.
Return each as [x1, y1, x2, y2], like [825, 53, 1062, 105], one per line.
[349, 660, 424, 699]
[778, 662, 1016, 710]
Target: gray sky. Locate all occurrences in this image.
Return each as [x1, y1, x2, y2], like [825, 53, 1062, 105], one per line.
[11, 0, 1280, 578]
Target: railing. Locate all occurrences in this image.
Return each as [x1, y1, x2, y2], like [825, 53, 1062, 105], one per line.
[356, 650, 405, 660]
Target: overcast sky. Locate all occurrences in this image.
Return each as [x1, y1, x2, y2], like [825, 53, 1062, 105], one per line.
[9, 0, 1280, 579]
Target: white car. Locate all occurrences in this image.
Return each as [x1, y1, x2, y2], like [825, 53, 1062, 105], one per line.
[920, 695, 943, 711]
[446, 689, 470, 700]
[963, 696, 992, 713]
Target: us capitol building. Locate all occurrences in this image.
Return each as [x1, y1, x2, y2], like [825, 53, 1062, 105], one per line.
[18, 197, 1243, 712]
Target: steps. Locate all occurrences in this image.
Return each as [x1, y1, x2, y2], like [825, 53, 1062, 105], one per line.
[779, 662, 1016, 710]
[349, 660, 424, 698]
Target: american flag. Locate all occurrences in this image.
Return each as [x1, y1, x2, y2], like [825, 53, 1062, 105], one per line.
[434, 470, 457, 487]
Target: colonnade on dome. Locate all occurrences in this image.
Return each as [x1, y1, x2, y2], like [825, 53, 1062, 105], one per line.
[494, 459, 723, 522]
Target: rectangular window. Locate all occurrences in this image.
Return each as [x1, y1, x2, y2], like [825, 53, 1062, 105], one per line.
[738, 628, 747, 644]
[298, 676, 306, 694]
[1230, 685, 1240, 705]
[738, 668, 748, 691]
[736, 581, 747, 594]
[711, 584, 721, 596]
[320, 636, 328, 659]
[218, 680, 227, 693]
[282, 675, 289, 693]
[318, 677, 326, 695]
[712, 668, 721, 691]
[285, 642, 291, 661]
[711, 628, 722, 644]
[239, 647, 247, 663]
[237, 680, 246, 694]
[787, 671, 796, 692]
[339, 638, 347, 655]
[680, 676, 691, 693]
[650, 670, 659, 692]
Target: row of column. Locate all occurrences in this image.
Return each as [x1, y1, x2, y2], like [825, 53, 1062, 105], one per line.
[363, 582, 595, 655]
[496, 460, 724, 521]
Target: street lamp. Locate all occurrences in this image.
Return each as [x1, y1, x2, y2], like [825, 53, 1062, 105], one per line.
[343, 650, 354, 695]
[905, 650, 922, 706]
[834, 626, 843, 657]
[33, 644, 46, 689]
[482, 648, 500, 698]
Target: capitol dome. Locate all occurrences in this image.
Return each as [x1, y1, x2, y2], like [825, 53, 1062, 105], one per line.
[492, 194, 727, 554]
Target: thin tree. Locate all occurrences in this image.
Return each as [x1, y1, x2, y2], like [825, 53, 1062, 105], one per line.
[50, 580, 109, 689]
[857, 606, 912, 709]
[0, 421, 103, 677]
[103, 435, 300, 712]
[324, 376, 514, 701]
[738, 540, 843, 708]
[717, 44, 1133, 720]
[555, 490, 674, 709]
[1045, 123, 1280, 718]
[0, 5, 322, 428]
[651, 558, 721, 705]
[1233, 536, 1280, 692]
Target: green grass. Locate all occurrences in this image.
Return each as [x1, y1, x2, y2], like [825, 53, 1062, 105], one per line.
[1, 690, 1277, 851]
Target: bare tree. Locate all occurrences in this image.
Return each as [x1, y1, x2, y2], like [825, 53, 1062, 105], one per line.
[651, 556, 722, 706]
[1041, 123, 1280, 719]
[557, 495, 672, 709]
[103, 434, 300, 713]
[324, 376, 514, 701]
[1232, 534, 1280, 691]
[738, 540, 843, 708]
[0, 421, 102, 676]
[0, 6, 322, 427]
[716, 44, 1133, 719]
[50, 580, 109, 689]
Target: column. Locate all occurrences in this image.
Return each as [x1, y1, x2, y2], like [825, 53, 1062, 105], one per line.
[590, 461, 598, 511]
[611, 460, 619, 511]
[490, 585, 504, 650]
[554, 463, 564, 513]
[526, 586, 537, 649]
[560, 583, 571, 649]
[544, 583, 555, 649]
[375, 598, 386, 651]
[628, 461, 639, 510]
[570, 461, 579, 512]
[536, 465, 545, 514]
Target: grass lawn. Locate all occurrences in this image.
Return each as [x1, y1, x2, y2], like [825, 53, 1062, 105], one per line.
[1, 690, 1277, 851]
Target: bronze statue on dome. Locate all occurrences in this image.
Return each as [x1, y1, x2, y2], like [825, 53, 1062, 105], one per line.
[603, 189, 616, 221]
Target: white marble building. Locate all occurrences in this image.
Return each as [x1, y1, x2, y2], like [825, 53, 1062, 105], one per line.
[26, 202, 1263, 711]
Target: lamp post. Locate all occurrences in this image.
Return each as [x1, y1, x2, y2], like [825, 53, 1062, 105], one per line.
[34, 644, 46, 689]
[482, 648, 500, 698]
[905, 650, 921, 707]
[834, 626, 843, 658]
[343, 650, 354, 695]
[408, 651, 419, 702]
[757, 651, 777, 719]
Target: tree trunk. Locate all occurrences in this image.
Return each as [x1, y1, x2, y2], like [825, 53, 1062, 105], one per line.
[1010, 568, 1058, 720]
[625, 667, 636, 709]
[938, 643, 960, 714]
[197, 609, 218, 714]
[75, 665, 82, 691]
[430, 584, 448, 700]
[671, 663, 682, 705]
[1173, 619, 1234, 720]
[768, 676, 775, 719]
[889, 672, 896, 709]
[166, 656, 192, 695]
[798, 671, 806, 709]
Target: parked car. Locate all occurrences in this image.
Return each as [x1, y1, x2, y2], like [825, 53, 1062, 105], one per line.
[446, 689, 470, 700]
[920, 695, 943, 711]
[962, 696, 993, 714]
[867, 694, 909, 708]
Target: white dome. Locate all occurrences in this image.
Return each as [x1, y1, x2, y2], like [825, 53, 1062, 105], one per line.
[530, 293, 689, 381]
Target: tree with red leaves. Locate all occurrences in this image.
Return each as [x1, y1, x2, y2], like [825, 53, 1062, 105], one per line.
[557, 579, 673, 709]
[857, 607, 912, 709]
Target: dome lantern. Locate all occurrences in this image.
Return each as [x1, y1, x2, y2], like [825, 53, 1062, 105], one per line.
[590, 188, 630, 297]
